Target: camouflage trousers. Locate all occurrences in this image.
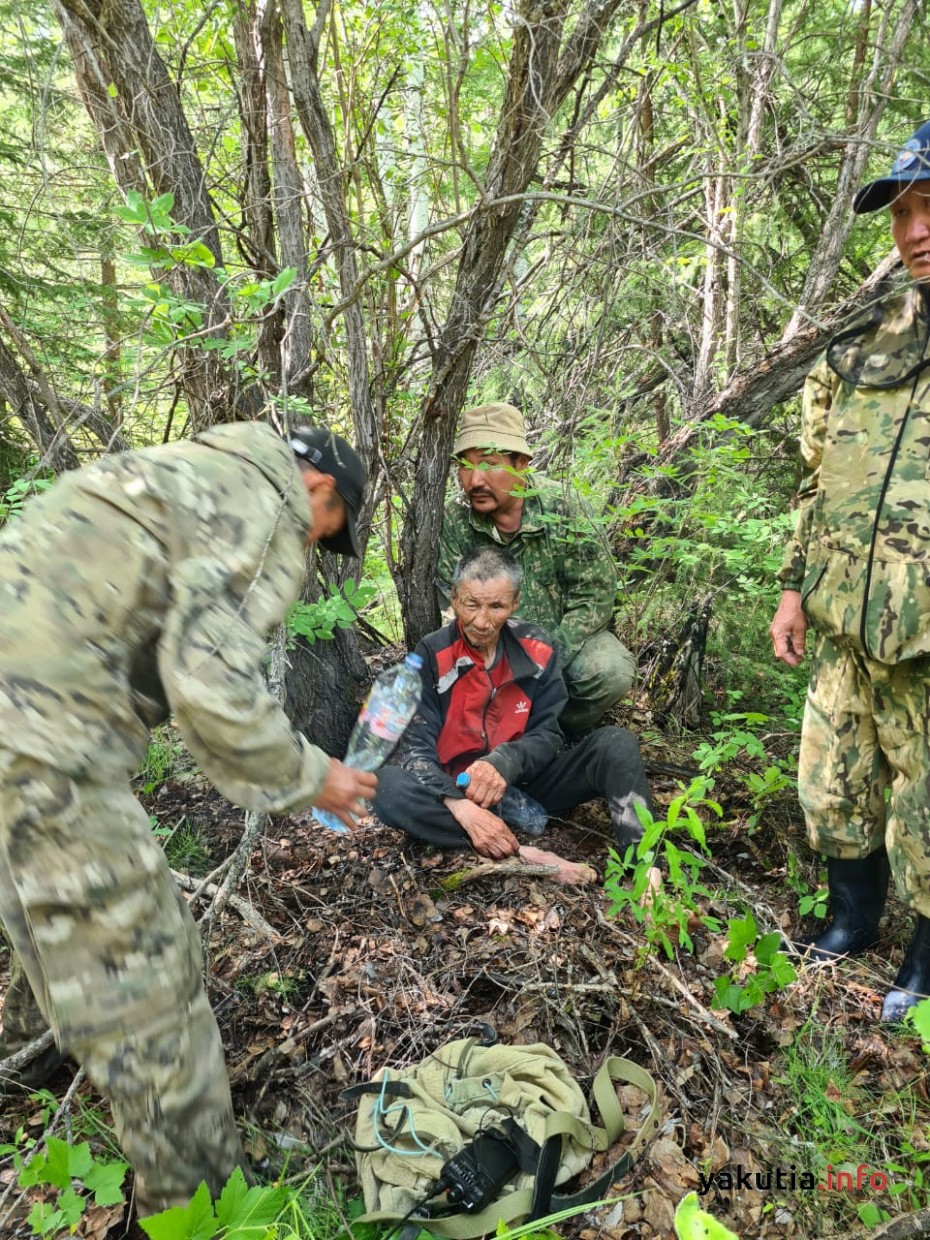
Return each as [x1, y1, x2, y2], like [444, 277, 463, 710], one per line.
[0, 752, 249, 1213]
[561, 631, 635, 733]
[799, 632, 930, 915]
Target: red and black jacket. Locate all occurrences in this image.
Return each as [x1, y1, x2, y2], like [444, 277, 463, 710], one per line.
[396, 617, 567, 801]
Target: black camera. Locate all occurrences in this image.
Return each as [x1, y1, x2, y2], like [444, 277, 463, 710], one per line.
[436, 1123, 523, 1212]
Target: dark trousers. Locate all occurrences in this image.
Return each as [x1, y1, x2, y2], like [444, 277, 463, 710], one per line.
[373, 726, 651, 851]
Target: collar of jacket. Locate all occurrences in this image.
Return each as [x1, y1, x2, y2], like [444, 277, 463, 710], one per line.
[827, 285, 930, 389]
[437, 618, 549, 692]
[193, 422, 312, 540]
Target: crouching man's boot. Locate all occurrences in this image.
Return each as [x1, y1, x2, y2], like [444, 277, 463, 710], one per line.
[798, 849, 889, 960]
[882, 915, 930, 1023]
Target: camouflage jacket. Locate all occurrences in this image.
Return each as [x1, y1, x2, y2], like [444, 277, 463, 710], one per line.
[437, 478, 617, 668]
[777, 286, 930, 662]
[0, 422, 332, 810]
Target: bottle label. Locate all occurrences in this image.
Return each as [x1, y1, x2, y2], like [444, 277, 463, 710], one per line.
[359, 699, 409, 742]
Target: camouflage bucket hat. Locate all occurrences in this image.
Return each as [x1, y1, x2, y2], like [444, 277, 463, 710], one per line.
[453, 402, 532, 457]
[854, 120, 930, 214]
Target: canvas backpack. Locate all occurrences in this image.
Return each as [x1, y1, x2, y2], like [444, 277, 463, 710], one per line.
[345, 1036, 660, 1238]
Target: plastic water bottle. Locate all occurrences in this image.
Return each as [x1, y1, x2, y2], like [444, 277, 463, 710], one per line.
[455, 771, 548, 837]
[313, 653, 424, 833]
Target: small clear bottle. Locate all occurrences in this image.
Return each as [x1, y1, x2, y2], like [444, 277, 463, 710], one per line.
[455, 771, 548, 837]
[313, 653, 424, 833]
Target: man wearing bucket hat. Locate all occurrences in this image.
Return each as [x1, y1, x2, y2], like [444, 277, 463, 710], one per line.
[770, 119, 930, 1021]
[437, 402, 634, 733]
[0, 420, 374, 1210]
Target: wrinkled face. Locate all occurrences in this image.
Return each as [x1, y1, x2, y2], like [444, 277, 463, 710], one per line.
[451, 575, 519, 655]
[455, 449, 530, 518]
[890, 185, 930, 281]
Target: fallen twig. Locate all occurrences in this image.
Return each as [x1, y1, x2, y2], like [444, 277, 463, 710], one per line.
[197, 808, 269, 935]
[446, 860, 561, 885]
[172, 868, 280, 940]
[647, 953, 738, 1041]
[0, 1029, 55, 1075]
[854, 1206, 930, 1238]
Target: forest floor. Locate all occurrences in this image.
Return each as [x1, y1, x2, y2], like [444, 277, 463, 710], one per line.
[1, 711, 929, 1240]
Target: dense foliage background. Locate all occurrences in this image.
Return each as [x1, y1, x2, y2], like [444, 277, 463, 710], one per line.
[0, 1, 921, 711]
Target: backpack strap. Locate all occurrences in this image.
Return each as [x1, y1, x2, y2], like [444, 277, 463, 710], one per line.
[399, 1056, 660, 1239]
[530, 1056, 660, 1221]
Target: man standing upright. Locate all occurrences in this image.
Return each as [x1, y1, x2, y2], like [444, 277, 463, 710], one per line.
[770, 119, 930, 1022]
[0, 422, 375, 1212]
[437, 402, 634, 733]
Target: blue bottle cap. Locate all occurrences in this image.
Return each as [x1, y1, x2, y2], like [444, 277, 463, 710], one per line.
[405, 652, 424, 670]
[456, 772, 470, 787]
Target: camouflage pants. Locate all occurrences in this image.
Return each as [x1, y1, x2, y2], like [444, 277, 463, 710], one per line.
[0, 752, 249, 1213]
[800, 632, 930, 915]
[561, 631, 635, 733]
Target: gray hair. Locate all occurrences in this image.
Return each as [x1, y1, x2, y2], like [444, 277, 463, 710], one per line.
[451, 546, 522, 597]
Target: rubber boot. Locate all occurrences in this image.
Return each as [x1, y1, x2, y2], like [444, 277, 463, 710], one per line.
[797, 849, 889, 961]
[882, 915, 930, 1023]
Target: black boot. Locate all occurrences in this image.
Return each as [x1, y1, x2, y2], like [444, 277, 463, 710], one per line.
[797, 850, 889, 960]
[882, 915, 930, 1023]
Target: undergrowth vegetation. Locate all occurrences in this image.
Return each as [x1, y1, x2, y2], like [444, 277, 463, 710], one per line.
[4, 413, 930, 1239]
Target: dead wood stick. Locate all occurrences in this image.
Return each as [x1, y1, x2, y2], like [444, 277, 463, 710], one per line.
[197, 807, 268, 933]
[449, 860, 573, 886]
[854, 1207, 930, 1238]
[647, 953, 738, 1041]
[0, 1028, 56, 1074]
[172, 868, 280, 940]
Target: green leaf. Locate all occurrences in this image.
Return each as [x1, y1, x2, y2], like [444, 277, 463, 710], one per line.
[271, 266, 297, 295]
[58, 1185, 86, 1227]
[26, 1201, 67, 1236]
[19, 1136, 92, 1190]
[907, 996, 930, 1044]
[216, 1167, 290, 1236]
[857, 1202, 887, 1226]
[83, 1157, 129, 1205]
[753, 932, 782, 966]
[169, 241, 216, 269]
[723, 914, 756, 963]
[140, 1181, 217, 1240]
[674, 1190, 740, 1239]
[151, 192, 176, 215]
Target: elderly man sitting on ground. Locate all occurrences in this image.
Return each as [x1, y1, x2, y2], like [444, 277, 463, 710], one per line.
[374, 546, 652, 882]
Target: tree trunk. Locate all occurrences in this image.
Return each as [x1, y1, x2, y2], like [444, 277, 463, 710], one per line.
[257, 2, 313, 397]
[399, 0, 626, 648]
[54, 0, 246, 429]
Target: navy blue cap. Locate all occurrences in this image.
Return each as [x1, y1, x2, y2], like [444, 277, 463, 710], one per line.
[288, 425, 366, 557]
[854, 120, 930, 214]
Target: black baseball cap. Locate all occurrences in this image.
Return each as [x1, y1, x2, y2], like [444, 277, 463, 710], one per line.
[854, 120, 930, 214]
[288, 425, 366, 557]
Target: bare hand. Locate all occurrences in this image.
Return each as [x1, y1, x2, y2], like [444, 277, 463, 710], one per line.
[313, 759, 378, 832]
[461, 759, 507, 809]
[769, 590, 807, 667]
[446, 797, 519, 859]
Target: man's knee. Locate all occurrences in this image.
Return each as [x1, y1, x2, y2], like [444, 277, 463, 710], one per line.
[588, 724, 640, 764]
[371, 765, 414, 827]
[564, 633, 634, 707]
